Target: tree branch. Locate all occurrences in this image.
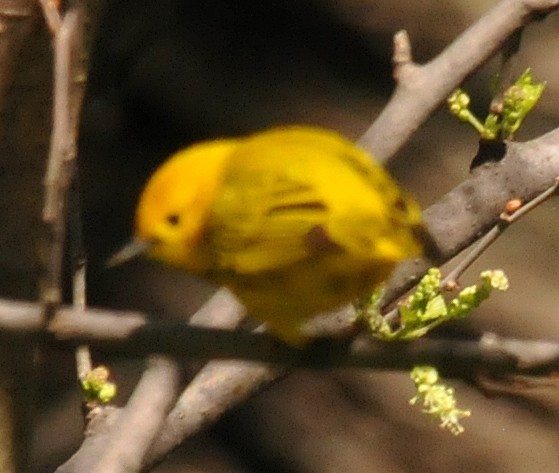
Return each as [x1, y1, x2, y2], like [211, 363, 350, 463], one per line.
[1, 298, 558, 375]
[383, 127, 559, 302]
[358, 0, 559, 162]
[41, 6, 85, 310]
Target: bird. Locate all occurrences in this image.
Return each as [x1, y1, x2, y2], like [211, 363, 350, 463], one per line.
[109, 125, 426, 344]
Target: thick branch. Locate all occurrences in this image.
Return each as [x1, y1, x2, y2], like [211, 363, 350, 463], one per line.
[0, 299, 556, 375]
[384, 127, 559, 301]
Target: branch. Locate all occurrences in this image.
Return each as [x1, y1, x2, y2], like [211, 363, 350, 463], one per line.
[0, 298, 558, 375]
[358, 0, 559, 162]
[41, 6, 86, 310]
[383, 126, 559, 303]
[145, 359, 283, 466]
[89, 357, 180, 473]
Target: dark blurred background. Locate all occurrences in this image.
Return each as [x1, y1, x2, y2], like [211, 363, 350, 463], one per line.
[18, 0, 559, 471]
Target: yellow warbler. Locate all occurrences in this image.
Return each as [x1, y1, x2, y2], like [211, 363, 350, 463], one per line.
[111, 126, 425, 344]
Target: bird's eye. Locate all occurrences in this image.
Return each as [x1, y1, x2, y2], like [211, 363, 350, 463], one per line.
[166, 214, 180, 226]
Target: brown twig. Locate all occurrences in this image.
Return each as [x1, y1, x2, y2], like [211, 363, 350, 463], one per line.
[73, 256, 92, 379]
[358, 0, 559, 163]
[41, 6, 86, 313]
[69, 158, 92, 381]
[38, 0, 61, 35]
[444, 176, 559, 286]
[0, 300, 555, 374]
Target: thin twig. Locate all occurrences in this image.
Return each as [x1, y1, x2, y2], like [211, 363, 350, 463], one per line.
[392, 30, 413, 76]
[501, 176, 559, 221]
[444, 176, 559, 286]
[70, 173, 92, 380]
[73, 257, 92, 379]
[0, 299, 555, 375]
[41, 7, 85, 314]
[38, 0, 61, 35]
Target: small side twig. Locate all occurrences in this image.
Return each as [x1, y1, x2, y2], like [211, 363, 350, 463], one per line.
[38, 0, 61, 35]
[443, 176, 559, 286]
[392, 30, 414, 78]
[73, 256, 92, 379]
[69, 172, 92, 381]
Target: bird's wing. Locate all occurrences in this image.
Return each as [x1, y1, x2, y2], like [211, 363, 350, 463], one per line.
[205, 125, 422, 274]
[207, 167, 333, 274]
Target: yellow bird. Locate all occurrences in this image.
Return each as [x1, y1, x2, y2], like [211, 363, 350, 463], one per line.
[111, 126, 426, 344]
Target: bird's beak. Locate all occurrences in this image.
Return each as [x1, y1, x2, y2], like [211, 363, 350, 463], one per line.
[106, 238, 153, 268]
